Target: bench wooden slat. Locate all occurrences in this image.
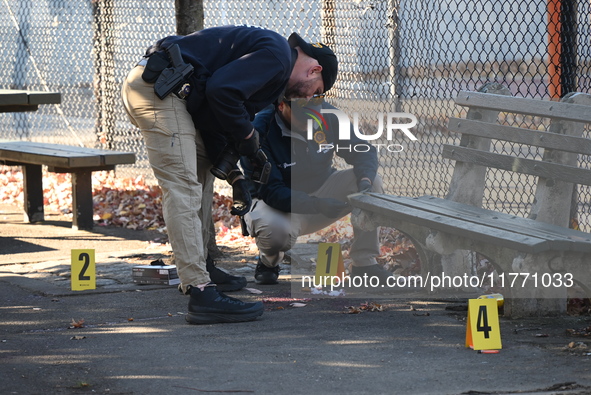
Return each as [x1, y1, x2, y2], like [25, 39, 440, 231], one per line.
[102, 153, 136, 165]
[0, 90, 27, 106]
[374, 194, 591, 252]
[0, 142, 102, 167]
[349, 193, 552, 253]
[0, 142, 135, 168]
[448, 117, 591, 155]
[441, 144, 591, 186]
[0, 146, 101, 167]
[26, 92, 61, 105]
[455, 91, 591, 123]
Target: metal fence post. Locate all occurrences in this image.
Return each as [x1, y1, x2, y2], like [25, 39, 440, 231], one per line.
[548, 0, 578, 99]
[560, 0, 578, 96]
[92, 0, 115, 149]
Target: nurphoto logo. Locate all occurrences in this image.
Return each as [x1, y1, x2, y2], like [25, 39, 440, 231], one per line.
[304, 107, 418, 153]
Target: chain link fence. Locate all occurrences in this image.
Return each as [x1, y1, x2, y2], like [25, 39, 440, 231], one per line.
[1, 0, 591, 229]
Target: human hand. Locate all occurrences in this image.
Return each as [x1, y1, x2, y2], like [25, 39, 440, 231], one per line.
[230, 178, 252, 216]
[236, 129, 260, 158]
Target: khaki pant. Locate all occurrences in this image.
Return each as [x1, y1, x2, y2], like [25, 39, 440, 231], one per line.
[121, 65, 213, 290]
[245, 168, 383, 268]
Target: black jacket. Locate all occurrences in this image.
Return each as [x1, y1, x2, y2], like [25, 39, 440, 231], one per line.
[155, 25, 295, 161]
[250, 103, 379, 214]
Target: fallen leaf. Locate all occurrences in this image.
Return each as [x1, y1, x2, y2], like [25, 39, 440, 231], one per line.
[346, 306, 363, 314]
[566, 326, 591, 337]
[567, 341, 587, 349]
[128, 318, 134, 321]
[70, 336, 86, 340]
[69, 318, 85, 329]
[361, 302, 384, 312]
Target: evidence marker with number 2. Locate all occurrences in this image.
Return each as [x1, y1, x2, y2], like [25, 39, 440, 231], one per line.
[466, 298, 502, 351]
[71, 249, 96, 290]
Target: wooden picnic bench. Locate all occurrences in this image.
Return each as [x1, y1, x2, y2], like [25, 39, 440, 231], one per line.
[0, 141, 135, 230]
[348, 83, 591, 317]
[0, 89, 61, 112]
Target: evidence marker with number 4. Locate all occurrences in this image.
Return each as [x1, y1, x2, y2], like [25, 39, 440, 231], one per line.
[466, 298, 502, 351]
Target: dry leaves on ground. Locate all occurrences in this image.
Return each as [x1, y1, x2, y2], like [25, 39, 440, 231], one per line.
[1, 167, 417, 267]
[0, 167, 250, 241]
[345, 301, 385, 314]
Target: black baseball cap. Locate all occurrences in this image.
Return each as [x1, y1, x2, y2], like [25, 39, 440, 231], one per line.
[288, 33, 338, 92]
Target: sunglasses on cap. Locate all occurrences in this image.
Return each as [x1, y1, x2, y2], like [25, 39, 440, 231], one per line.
[284, 94, 326, 108]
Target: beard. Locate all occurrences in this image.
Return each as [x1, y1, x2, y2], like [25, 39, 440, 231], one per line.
[283, 77, 320, 100]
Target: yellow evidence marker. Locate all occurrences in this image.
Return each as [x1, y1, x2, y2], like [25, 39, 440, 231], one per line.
[71, 249, 96, 291]
[465, 298, 502, 351]
[314, 243, 346, 287]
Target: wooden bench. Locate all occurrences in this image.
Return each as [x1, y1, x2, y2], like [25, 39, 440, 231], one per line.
[0, 89, 61, 113]
[348, 83, 591, 317]
[0, 141, 135, 230]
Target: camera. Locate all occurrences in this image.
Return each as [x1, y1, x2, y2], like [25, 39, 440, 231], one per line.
[210, 146, 271, 185]
[210, 147, 240, 180]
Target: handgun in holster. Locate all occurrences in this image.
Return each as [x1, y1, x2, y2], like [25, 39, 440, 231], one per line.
[153, 44, 194, 100]
[250, 149, 272, 185]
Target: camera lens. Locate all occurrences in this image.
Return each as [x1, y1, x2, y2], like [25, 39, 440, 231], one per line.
[210, 147, 240, 180]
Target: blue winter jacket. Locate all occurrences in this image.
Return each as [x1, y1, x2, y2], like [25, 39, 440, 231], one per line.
[154, 25, 295, 161]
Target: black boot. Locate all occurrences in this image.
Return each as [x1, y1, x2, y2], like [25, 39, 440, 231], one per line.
[206, 255, 247, 292]
[254, 259, 280, 285]
[186, 284, 264, 324]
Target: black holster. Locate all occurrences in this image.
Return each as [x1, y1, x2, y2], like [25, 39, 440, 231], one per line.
[141, 51, 169, 83]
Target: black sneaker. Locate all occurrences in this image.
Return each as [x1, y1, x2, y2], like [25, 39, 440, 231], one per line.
[206, 255, 247, 292]
[254, 259, 279, 285]
[186, 284, 264, 324]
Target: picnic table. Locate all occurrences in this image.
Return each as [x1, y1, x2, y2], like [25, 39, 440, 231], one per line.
[0, 89, 135, 230]
[0, 89, 61, 112]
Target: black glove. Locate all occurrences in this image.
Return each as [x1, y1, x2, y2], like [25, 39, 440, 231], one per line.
[236, 129, 260, 158]
[357, 178, 373, 193]
[313, 198, 349, 218]
[230, 178, 252, 216]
